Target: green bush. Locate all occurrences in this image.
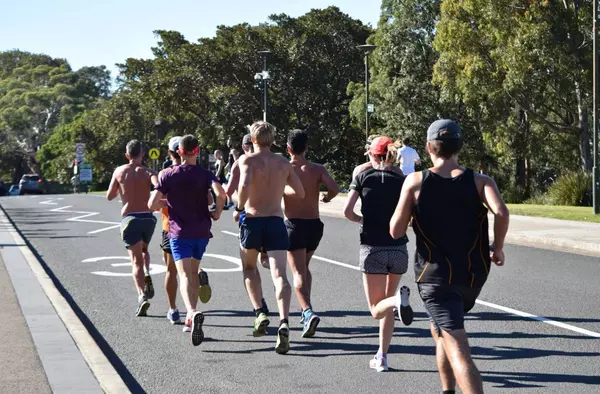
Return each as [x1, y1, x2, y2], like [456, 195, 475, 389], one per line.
[502, 184, 527, 204]
[547, 171, 592, 206]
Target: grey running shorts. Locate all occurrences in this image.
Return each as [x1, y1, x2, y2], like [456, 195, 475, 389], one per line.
[359, 244, 408, 275]
[161, 230, 172, 254]
[120, 213, 157, 249]
[418, 283, 482, 335]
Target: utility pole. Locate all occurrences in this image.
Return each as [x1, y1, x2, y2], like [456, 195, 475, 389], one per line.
[357, 44, 377, 146]
[257, 51, 272, 122]
[594, 1, 599, 214]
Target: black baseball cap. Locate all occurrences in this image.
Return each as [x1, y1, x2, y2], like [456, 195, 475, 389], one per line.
[427, 119, 462, 141]
[242, 134, 252, 146]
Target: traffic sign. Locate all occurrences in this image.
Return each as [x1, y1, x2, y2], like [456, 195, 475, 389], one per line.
[80, 163, 92, 183]
[367, 104, 375, 113]
[75, 143, 86, 163]
[148, 148, 160, 160]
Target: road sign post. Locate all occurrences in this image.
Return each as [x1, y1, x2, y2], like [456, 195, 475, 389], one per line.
[75, 143, 86, 164]
[79, 163, 92, 184]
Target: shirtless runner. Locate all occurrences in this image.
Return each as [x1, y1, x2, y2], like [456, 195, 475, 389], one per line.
[234, 121, 305, 354]
[283, 129, 339, 338]
[106, 140, 158, 316]
[225, 133, 269, 315]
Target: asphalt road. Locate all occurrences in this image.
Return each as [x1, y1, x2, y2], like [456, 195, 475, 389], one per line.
[1, 194, 599, 394]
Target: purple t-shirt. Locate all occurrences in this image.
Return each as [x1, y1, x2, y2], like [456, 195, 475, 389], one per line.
[156, 164, 217, 239]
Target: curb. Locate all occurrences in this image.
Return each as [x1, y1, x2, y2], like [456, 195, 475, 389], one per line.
[0, 205, 131, 394]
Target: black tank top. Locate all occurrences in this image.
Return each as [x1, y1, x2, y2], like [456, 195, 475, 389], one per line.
[412, 169, 490, 287]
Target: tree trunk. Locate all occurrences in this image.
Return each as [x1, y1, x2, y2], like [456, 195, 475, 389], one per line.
[576, 82, 592, 171]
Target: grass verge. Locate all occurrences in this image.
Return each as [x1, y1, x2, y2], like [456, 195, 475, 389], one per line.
[507, 204, 600, 223]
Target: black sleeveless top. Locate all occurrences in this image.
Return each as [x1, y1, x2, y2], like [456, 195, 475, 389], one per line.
[412, 169, 490, 287]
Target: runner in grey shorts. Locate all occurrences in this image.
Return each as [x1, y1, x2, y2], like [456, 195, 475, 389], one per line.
[359, 245, 408, 275]
[343, 136, 414, 373]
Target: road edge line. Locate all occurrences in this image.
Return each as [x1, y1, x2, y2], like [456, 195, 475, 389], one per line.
[0, 206, 131, 394]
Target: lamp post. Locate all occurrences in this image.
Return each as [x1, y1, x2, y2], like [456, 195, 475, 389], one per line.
[255, 51, 272, 122]
[594, 1, 599, 214]
[357, 44, 377, 146]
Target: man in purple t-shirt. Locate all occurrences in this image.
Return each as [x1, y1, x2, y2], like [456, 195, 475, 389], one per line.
[149, 135, 226, 346]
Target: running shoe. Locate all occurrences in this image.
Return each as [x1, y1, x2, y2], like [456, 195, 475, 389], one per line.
[135, 296, 150, 317]
[191, 312, 205, 346]
[198, 270, 212, 303]
[393, 307, 399, 320]
[301, 310, 320, 338]
[253, 313, 270, 337]
[396, 286, 414, 326]
[369, 355, 389, 372]
[183, 318, 192, 333]
[167, 309, 181, 324]
[144, 275, 155, 299]
[276, 323, 290, 354]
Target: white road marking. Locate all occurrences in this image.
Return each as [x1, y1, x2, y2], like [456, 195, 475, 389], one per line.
[221, 230, 238, 237]
[220, 229, 600, 338]
[81, 256, 166, 277]
[39, 198, 63, 205]
[87, 225, 121, 234]
[49, 205, 120, 234]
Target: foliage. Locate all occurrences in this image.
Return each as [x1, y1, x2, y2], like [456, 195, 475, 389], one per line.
[547, 171, 593, 207]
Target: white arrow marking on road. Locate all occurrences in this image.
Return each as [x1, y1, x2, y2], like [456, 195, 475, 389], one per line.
[220, 230, 600, 338]
[50, 205, 120, 233]
[39, 198, 63, 205]
[202, 254, 242, 272]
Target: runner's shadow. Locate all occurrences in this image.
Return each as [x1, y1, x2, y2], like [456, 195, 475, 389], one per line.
[481, 370, 600, 389]
[471, 345, 600, 361]
[467, 311, 600, 324]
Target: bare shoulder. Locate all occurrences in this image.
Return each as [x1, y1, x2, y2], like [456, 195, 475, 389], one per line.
[405, 171, 423, 189]
[474, 172, 495, 186]
[352, 162, 371, 178]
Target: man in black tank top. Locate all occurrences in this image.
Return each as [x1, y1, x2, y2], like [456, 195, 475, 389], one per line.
[390, 120, 510, 394]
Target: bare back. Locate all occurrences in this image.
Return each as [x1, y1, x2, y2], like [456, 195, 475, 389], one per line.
[114, 164, 154, 216]
[284, 161, 323, 219]
[243, 152, 292, 218]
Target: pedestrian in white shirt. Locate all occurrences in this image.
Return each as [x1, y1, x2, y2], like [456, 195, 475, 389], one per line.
[398, 138, 421, 175]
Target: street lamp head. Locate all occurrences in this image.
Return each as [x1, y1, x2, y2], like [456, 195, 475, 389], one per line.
[357, 44, 377, 54]
[262, 71, 271, 80]
[154, 119, 162, 126]
[257, 50, 272, 56]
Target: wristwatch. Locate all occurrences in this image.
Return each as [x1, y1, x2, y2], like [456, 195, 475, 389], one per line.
[235, 205, 244, 212]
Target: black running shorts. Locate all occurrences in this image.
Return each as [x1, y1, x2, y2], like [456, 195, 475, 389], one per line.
[161, 230, 172, 254]
[285, 218, 324, 252]
[418, 283, 482, 335]
[240, 216, 289, 252]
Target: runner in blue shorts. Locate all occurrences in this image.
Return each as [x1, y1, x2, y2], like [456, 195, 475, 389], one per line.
[149, 135, 226, 346]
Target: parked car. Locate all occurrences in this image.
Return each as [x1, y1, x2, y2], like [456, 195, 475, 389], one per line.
[19, 174, 45, 195]
[8, 185, 20, 196]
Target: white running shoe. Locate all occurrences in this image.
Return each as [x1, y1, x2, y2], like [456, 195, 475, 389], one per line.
[369, 355, 389, 372]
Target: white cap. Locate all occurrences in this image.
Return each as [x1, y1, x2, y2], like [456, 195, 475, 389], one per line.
[168, 136, 182, 152]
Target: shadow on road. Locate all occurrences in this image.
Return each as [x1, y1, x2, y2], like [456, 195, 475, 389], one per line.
[1, 206, 147, 394]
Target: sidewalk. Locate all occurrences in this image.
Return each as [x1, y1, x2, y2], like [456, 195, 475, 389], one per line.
[0, 206, 128, 394]
[318, 196, 600, 257]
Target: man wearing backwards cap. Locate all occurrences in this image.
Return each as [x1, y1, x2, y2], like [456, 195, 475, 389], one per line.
[155, 136, 213, 325]
[390, 119, 510, 394]
[149, 135, 226, 346]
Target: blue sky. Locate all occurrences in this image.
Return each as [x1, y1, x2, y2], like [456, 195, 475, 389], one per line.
[0, 0, 380, 77]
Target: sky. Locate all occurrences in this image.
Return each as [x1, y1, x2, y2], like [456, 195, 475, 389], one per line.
[0, 0, 380, 77]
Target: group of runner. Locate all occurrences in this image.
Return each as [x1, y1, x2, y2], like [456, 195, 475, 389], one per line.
[106, 119, 509, 394]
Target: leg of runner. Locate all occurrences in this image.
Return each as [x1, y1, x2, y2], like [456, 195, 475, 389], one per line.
[241, 247, 270, 337]
[163, 251, 180, 323]
[439, 329, 482, 394]
[128, 242, 149, 316]
[288, 249, 319, 338]
[142, 244, 154, 299]
[431, 325, 456, 392]
[267, 250, 292, 354]
[175, 258, 203, 343]
[363, 273, 401, 372]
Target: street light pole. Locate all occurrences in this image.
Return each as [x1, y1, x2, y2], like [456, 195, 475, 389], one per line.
[257, 51, 271, 122]
[357, 44, 377, 146]
[594, 1, 599, 214]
